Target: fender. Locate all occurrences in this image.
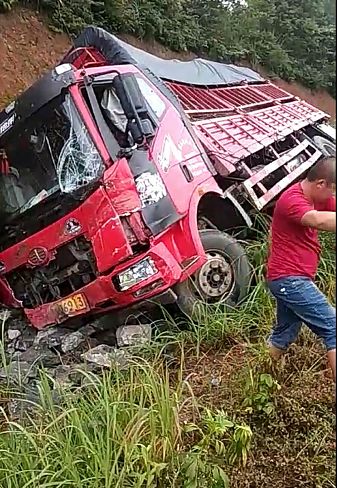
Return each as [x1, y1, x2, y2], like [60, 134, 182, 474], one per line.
[191, 184, 253, 235]
[173, 186, 253, 281]
[176, 178, 222, 279]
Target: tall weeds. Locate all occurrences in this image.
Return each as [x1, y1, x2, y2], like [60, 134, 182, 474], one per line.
[0, 223, 335, 487]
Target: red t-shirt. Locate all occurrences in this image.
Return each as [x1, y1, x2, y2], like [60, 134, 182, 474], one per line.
[267, 182, 335, 281]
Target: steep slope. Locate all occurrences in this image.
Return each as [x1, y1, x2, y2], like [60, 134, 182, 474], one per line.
[0, 8, 335, 120]
[0, 9, 69, 106]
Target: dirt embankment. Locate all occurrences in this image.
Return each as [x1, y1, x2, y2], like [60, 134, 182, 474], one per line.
[0, 9, 69, 107]
[0, 8, 335, 120]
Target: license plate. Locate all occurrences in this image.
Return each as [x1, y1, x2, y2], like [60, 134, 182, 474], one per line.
[59, 293, 89, 316]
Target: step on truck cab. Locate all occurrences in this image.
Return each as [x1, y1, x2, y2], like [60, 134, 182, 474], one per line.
[0, 27, 335, 329]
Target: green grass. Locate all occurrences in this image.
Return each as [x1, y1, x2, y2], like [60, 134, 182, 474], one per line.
[0, 231, 335, 487]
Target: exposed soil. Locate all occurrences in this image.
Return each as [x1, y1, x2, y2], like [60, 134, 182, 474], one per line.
[181, 341, 335, 488]
[0, 9, 69, 107]
[0, 8, 335, 121]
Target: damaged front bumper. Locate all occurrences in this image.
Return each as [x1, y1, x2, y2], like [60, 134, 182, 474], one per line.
[24, 242, 183, 329]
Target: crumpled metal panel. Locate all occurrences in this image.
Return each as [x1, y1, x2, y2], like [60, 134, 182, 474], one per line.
[193, 100, 327, 175]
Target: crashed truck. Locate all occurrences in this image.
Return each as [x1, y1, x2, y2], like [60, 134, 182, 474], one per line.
[0, 27, 335, 330]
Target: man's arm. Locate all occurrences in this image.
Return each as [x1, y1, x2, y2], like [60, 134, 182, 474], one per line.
[278, 191, 336, 233]
[301, 210, 336, 232]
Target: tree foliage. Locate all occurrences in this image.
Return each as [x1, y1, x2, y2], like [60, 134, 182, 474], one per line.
[1, 0, 335, 96]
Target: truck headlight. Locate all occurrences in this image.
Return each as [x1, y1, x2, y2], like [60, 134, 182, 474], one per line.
[117, 258, 158, 291]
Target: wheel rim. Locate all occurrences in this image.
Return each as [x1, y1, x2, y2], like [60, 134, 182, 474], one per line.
[190, 250, 235, 302]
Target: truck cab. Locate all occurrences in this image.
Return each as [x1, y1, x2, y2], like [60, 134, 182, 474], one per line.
[0, 27, 335, 329]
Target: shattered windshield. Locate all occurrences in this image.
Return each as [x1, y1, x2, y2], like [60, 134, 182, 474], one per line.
[0, 94, 104, 221]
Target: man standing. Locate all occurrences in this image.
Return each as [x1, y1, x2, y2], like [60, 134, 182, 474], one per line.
[267, 156, 336, 381]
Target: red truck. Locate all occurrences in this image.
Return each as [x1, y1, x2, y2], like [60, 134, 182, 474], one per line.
[0, 27, 335, 329]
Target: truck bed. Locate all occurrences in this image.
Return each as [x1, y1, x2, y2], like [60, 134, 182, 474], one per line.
[164, 79, 326, 209]
[62, 28, 328, 209]
[62, 29, 328, 166]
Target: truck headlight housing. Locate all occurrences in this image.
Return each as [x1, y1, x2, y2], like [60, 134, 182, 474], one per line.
[116, 258, 158, 291]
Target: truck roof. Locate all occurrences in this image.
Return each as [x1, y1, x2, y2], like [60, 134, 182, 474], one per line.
[64, 26, 264, 87]
[0, 68, 75, 145]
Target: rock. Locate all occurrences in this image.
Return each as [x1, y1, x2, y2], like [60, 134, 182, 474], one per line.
[53, 363, 87, 382]
[34, 325, 96, 352]
[52, 365, 73, 388]
[0, 309, 11, 322]
[78, 324, 96, 337]
[81, 344, 131, 370]
[12, 318, 33, 335]
[33, 328, 57, 345]
[11, 351, 22, 360]
[6, 343, 16, 356]
[23, 383, 43, 405]
[14, 338, 29, 352]
[210, 377, 221, 387]
[34, 327, 65, 347]
[7, 398, 21, 419]
[52, 362, 106, 389]
[7, 383, 61, 421]
[116, 323, 152, 347]
[0, 361, 37, 384]
[23, 379, 62, 406]
[94, 328, 117, 346]
[90, 314, 117, 332]
[72, 362, 102, 377]
[7, 329, 21, 341]
[61, 331, 86, 353]
[14, 324, 36, 350]
[5, 323, 35, 355]
[18, 345, 61, 368]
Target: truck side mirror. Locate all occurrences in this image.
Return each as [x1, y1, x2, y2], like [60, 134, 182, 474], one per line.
[112, 73, 154, 145]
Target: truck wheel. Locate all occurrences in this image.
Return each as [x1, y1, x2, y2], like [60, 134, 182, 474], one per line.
[174, 229, 252, 318]
[311, 135, 335, 157]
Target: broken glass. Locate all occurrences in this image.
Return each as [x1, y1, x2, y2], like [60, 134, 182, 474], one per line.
[57, 96, 104, 194]
[0, 94, 104, 220]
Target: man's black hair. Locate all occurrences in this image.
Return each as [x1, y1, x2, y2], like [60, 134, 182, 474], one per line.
[306, 156, 336, 184]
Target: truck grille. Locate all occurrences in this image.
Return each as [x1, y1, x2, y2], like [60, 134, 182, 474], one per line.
[5, 237, 98, 308]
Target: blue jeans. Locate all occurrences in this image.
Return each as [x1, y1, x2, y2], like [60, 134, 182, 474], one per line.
[268, 277, 336, 352]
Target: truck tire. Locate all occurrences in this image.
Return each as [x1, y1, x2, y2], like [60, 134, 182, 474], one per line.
[174, 229, 252, 319]
[311, 135, 336, 157]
